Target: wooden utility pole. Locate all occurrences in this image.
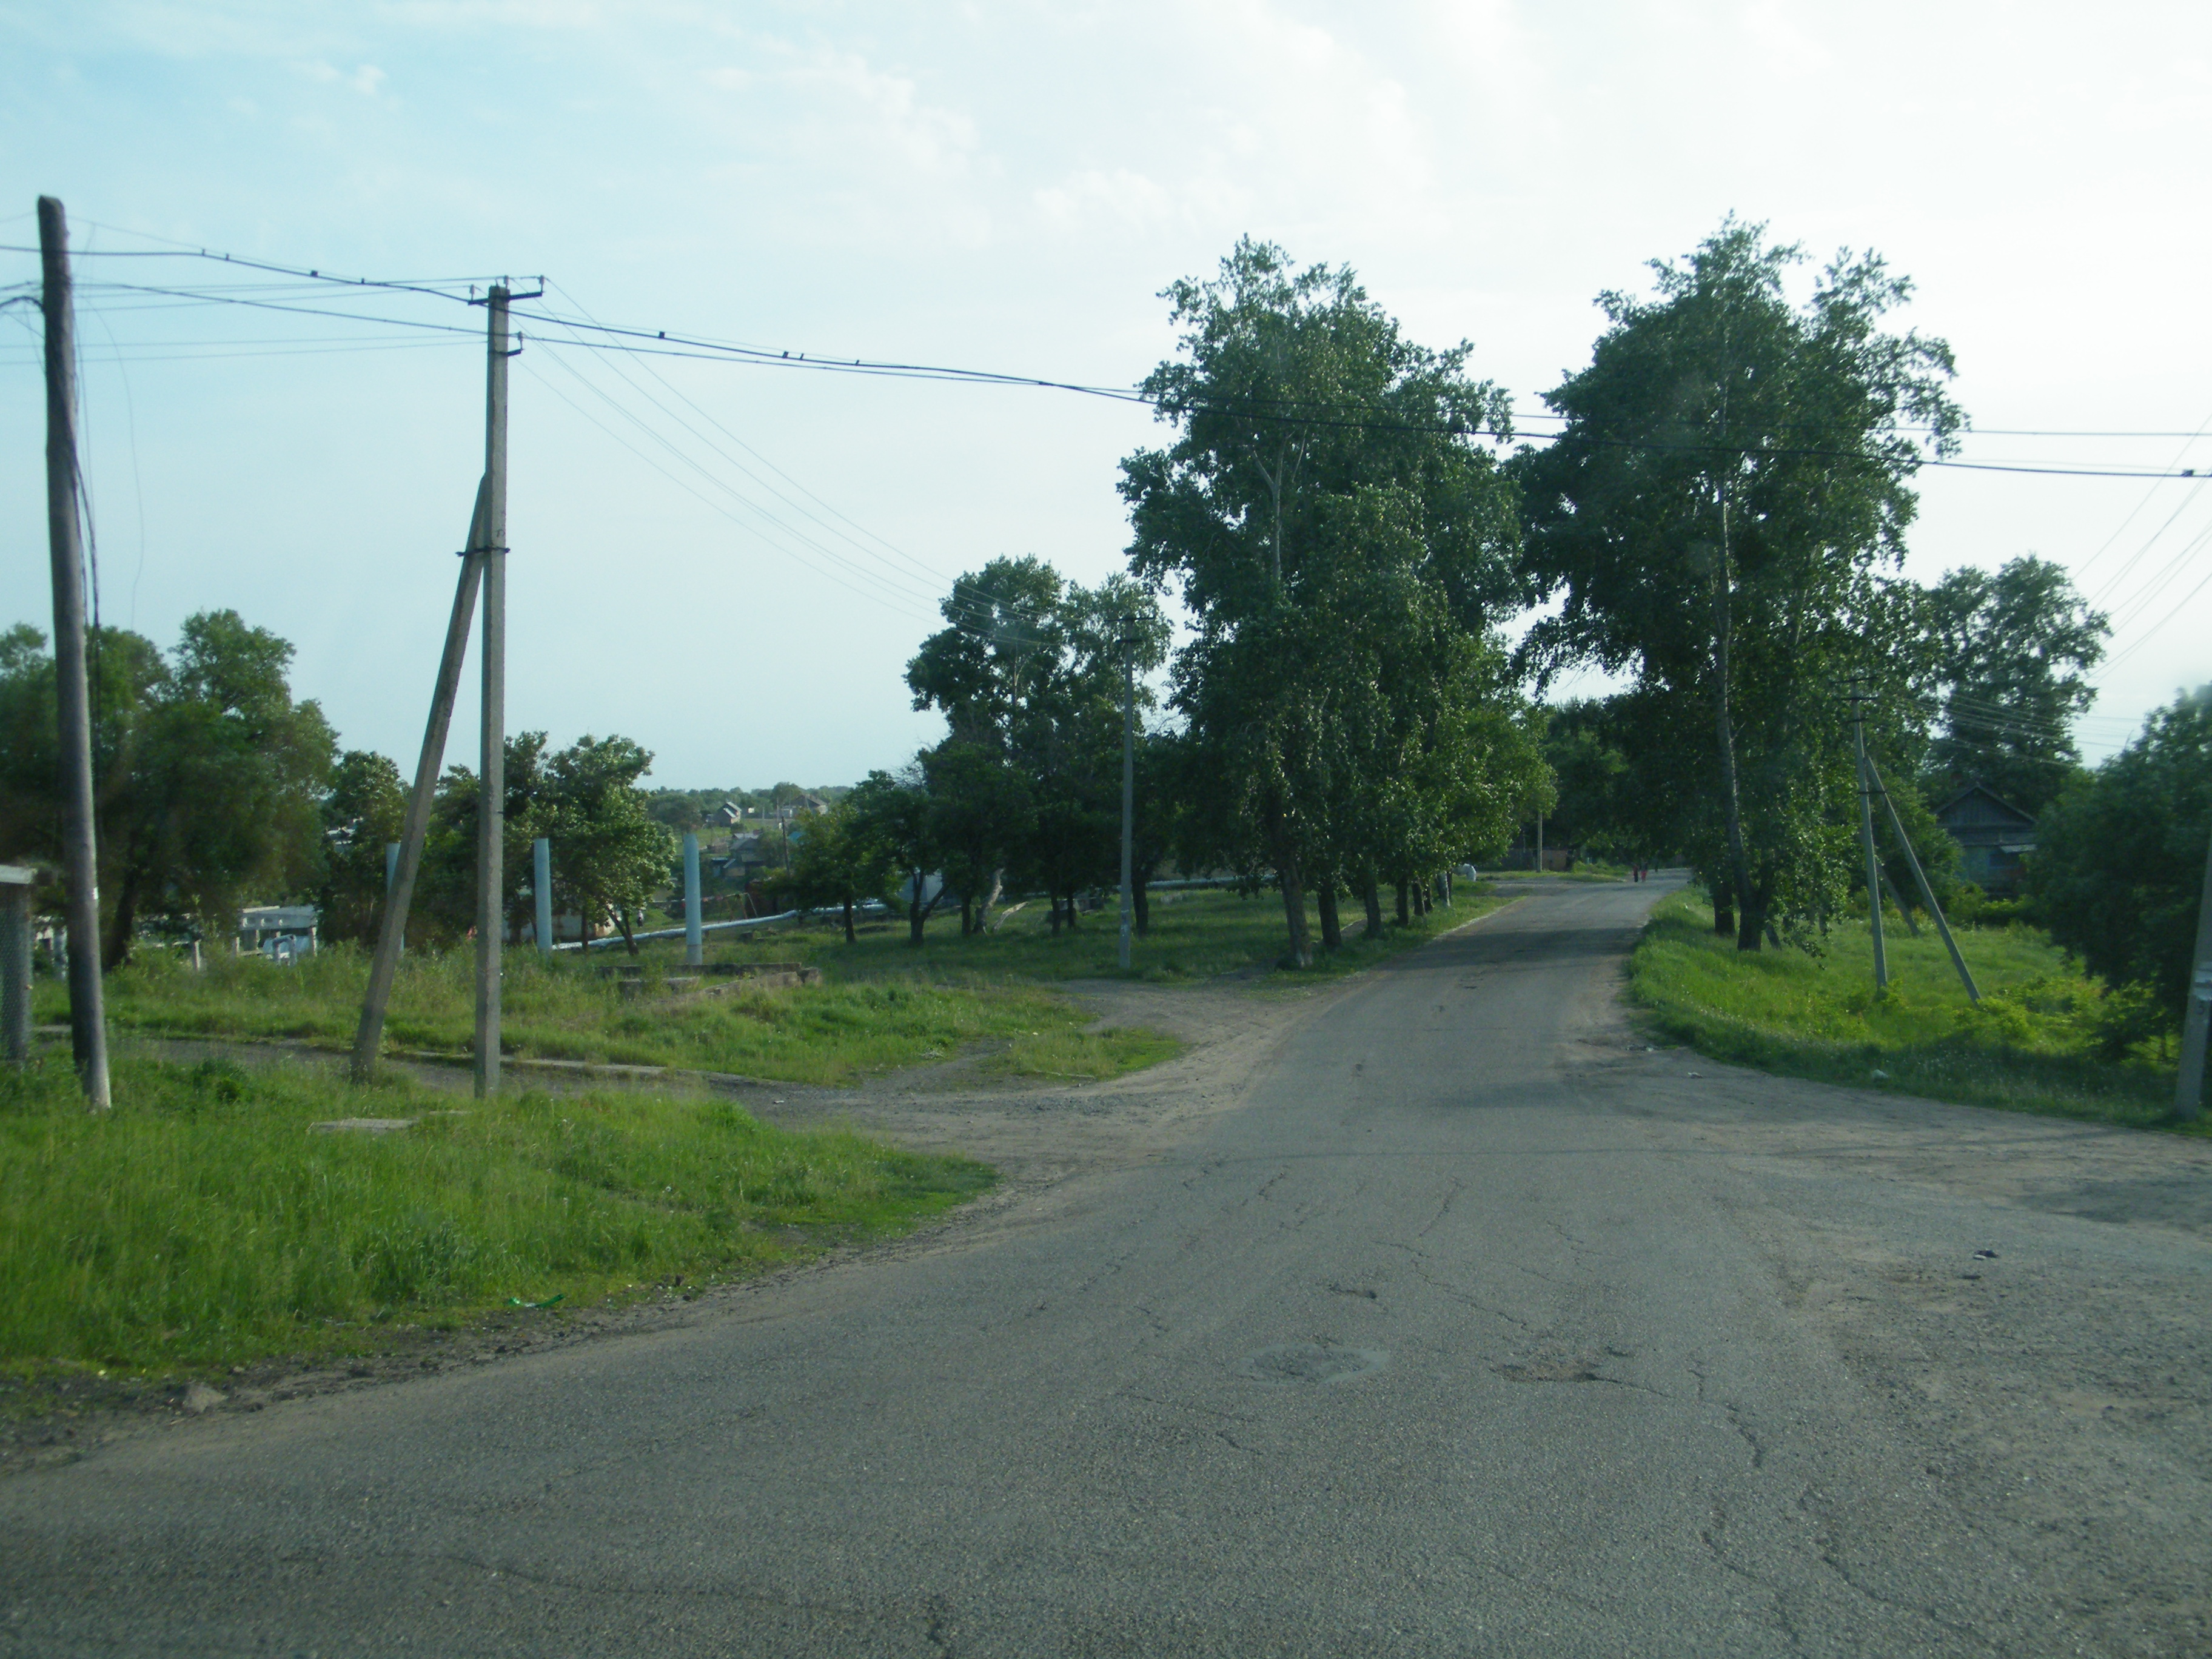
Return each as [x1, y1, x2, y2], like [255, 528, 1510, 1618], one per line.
[1849, 685, 1888, 992]
[1119, 628, 1134, 973]
[2174, 822, 2212, 1121]
[38, 197, 110, 1110]
[474, 286, 511, 1100]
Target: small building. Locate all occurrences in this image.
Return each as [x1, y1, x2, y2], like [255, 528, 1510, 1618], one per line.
[1936, 783, 2036, 893]
[711, 800, 744, 827]
[239, 904, 319, 962]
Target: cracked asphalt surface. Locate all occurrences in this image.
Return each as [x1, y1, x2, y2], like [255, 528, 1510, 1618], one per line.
[4, 879, 2208, 1655]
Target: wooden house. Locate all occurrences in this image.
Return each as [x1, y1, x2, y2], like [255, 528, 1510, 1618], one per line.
[1934, 783, 2036, 893]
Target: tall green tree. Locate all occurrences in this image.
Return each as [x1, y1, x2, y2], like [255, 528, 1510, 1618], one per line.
[848, 767, 943, 945]
[541, 735, 671, 954]
[786, 797, 894, 943]
[0, 613, 335, 965]
[1515, 218, 1964, 949]
[1121, 239, 1531, 964]
[2032, 687, 2212, 1039]
[318, 749, 406, 945]
[1922, 555, 2107, 816]
[907, 558, 1169, 934]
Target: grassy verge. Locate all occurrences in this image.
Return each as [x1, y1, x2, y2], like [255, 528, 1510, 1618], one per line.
[0, 1053, 992, 1382]
[45, 886, 1510, 1084]
[739, 881, 1517, 987]
[1628, 888, 2196, 1134]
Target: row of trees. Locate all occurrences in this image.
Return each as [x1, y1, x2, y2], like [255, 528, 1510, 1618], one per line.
[1538, 553, 2111, 882]
[321, 732, 672, 951]
[775, 243, 1555, 967]
[0, 614, 671, 962]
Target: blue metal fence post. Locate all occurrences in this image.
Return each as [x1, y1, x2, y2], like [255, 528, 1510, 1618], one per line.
[534, 836, 553, 958]
[683, 832, 703, 967]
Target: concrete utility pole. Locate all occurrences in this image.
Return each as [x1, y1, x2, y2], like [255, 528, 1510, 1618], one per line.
[1119, 629, 1135, 973]
[38, 197, 109, 1110]
[534, 837, 554, 958]
[474, 285, 511, 1101]
[2174, 820, 2212, 1121]
[1864, 751, 1979, 1004]
[384, 841, 403, 953]
[1849, 685, 1888, 993]
[352, 491, 488, 1081]
[683, 832, 703, 967]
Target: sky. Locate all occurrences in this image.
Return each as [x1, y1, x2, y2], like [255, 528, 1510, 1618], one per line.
[4, 1, 2209, 790]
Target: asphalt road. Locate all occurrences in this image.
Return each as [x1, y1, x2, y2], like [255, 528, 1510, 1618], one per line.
[5, 880, 2207, 1655]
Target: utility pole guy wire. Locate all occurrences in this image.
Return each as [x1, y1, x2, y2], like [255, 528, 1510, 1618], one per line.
[38, 198, 110, 1110]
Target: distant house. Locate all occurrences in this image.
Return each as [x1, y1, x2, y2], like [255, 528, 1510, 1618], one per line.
[1936, 782, 2036, 893]
[711, 833, 765, 879]
[238, 904, 318, 962]
[790, 792, 830, 817]
[711, 800, 744, 827]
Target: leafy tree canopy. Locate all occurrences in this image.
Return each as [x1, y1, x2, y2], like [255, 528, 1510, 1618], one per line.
[2033, 686, 2212, 1028]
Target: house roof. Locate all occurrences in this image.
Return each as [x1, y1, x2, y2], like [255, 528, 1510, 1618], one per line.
[1936, 782, 2037, 843]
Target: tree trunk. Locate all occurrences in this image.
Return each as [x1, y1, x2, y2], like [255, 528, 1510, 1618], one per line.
[1317, 883, 1342, 951]
[908, 870, 927, 945]
[960, 894, 973, 937]
[842, 896, 856, 944]
[1133, 874, 1151, 937]
[1713, 888, 1734, 936]
[620, 908, 638, 956]
[101, 859, 140, 971]
[1395, 881, 1410, 926]
[1362, 881, 1386, 939]
[978, 866, 1003, 933]
[1049, 895, 1062, 937]
[1277, 856, 1312, 968]
[1738, 870, 1770, 953]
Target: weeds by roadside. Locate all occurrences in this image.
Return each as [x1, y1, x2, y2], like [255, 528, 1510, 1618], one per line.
[1628, 888, 2196, 1135]
[0, 1053, 992, 1385]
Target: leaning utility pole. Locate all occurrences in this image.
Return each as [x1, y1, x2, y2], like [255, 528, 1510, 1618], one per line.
[1849, 684, 1888, 993]
[2174, 820, 2212, 1121]
[38, 197, 110, 1110]
[1119, 627, 1135, 973]
[474, 286, 511, 1100]
[1863, 751, 1979, 1003]
[351, 491, 487, 1081]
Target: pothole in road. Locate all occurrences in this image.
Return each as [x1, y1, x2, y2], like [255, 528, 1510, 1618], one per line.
[1239, 1344, 1390, 1387]
[1495, 1355, 1603, 1383]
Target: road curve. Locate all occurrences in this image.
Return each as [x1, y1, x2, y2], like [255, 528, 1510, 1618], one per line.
[4, 880, 2207, 1655]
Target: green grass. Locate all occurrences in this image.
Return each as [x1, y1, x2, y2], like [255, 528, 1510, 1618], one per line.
[0, 1052, 993, 1381]
[1628, 888, 2196, 1134]
[774, 881, 1517, 988]
[48, 886, 1509, 1084]
[979, 1025, 1185, 1082]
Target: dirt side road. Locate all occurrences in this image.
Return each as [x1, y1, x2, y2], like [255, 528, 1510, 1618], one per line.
[2, 880, 2207, 1656]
